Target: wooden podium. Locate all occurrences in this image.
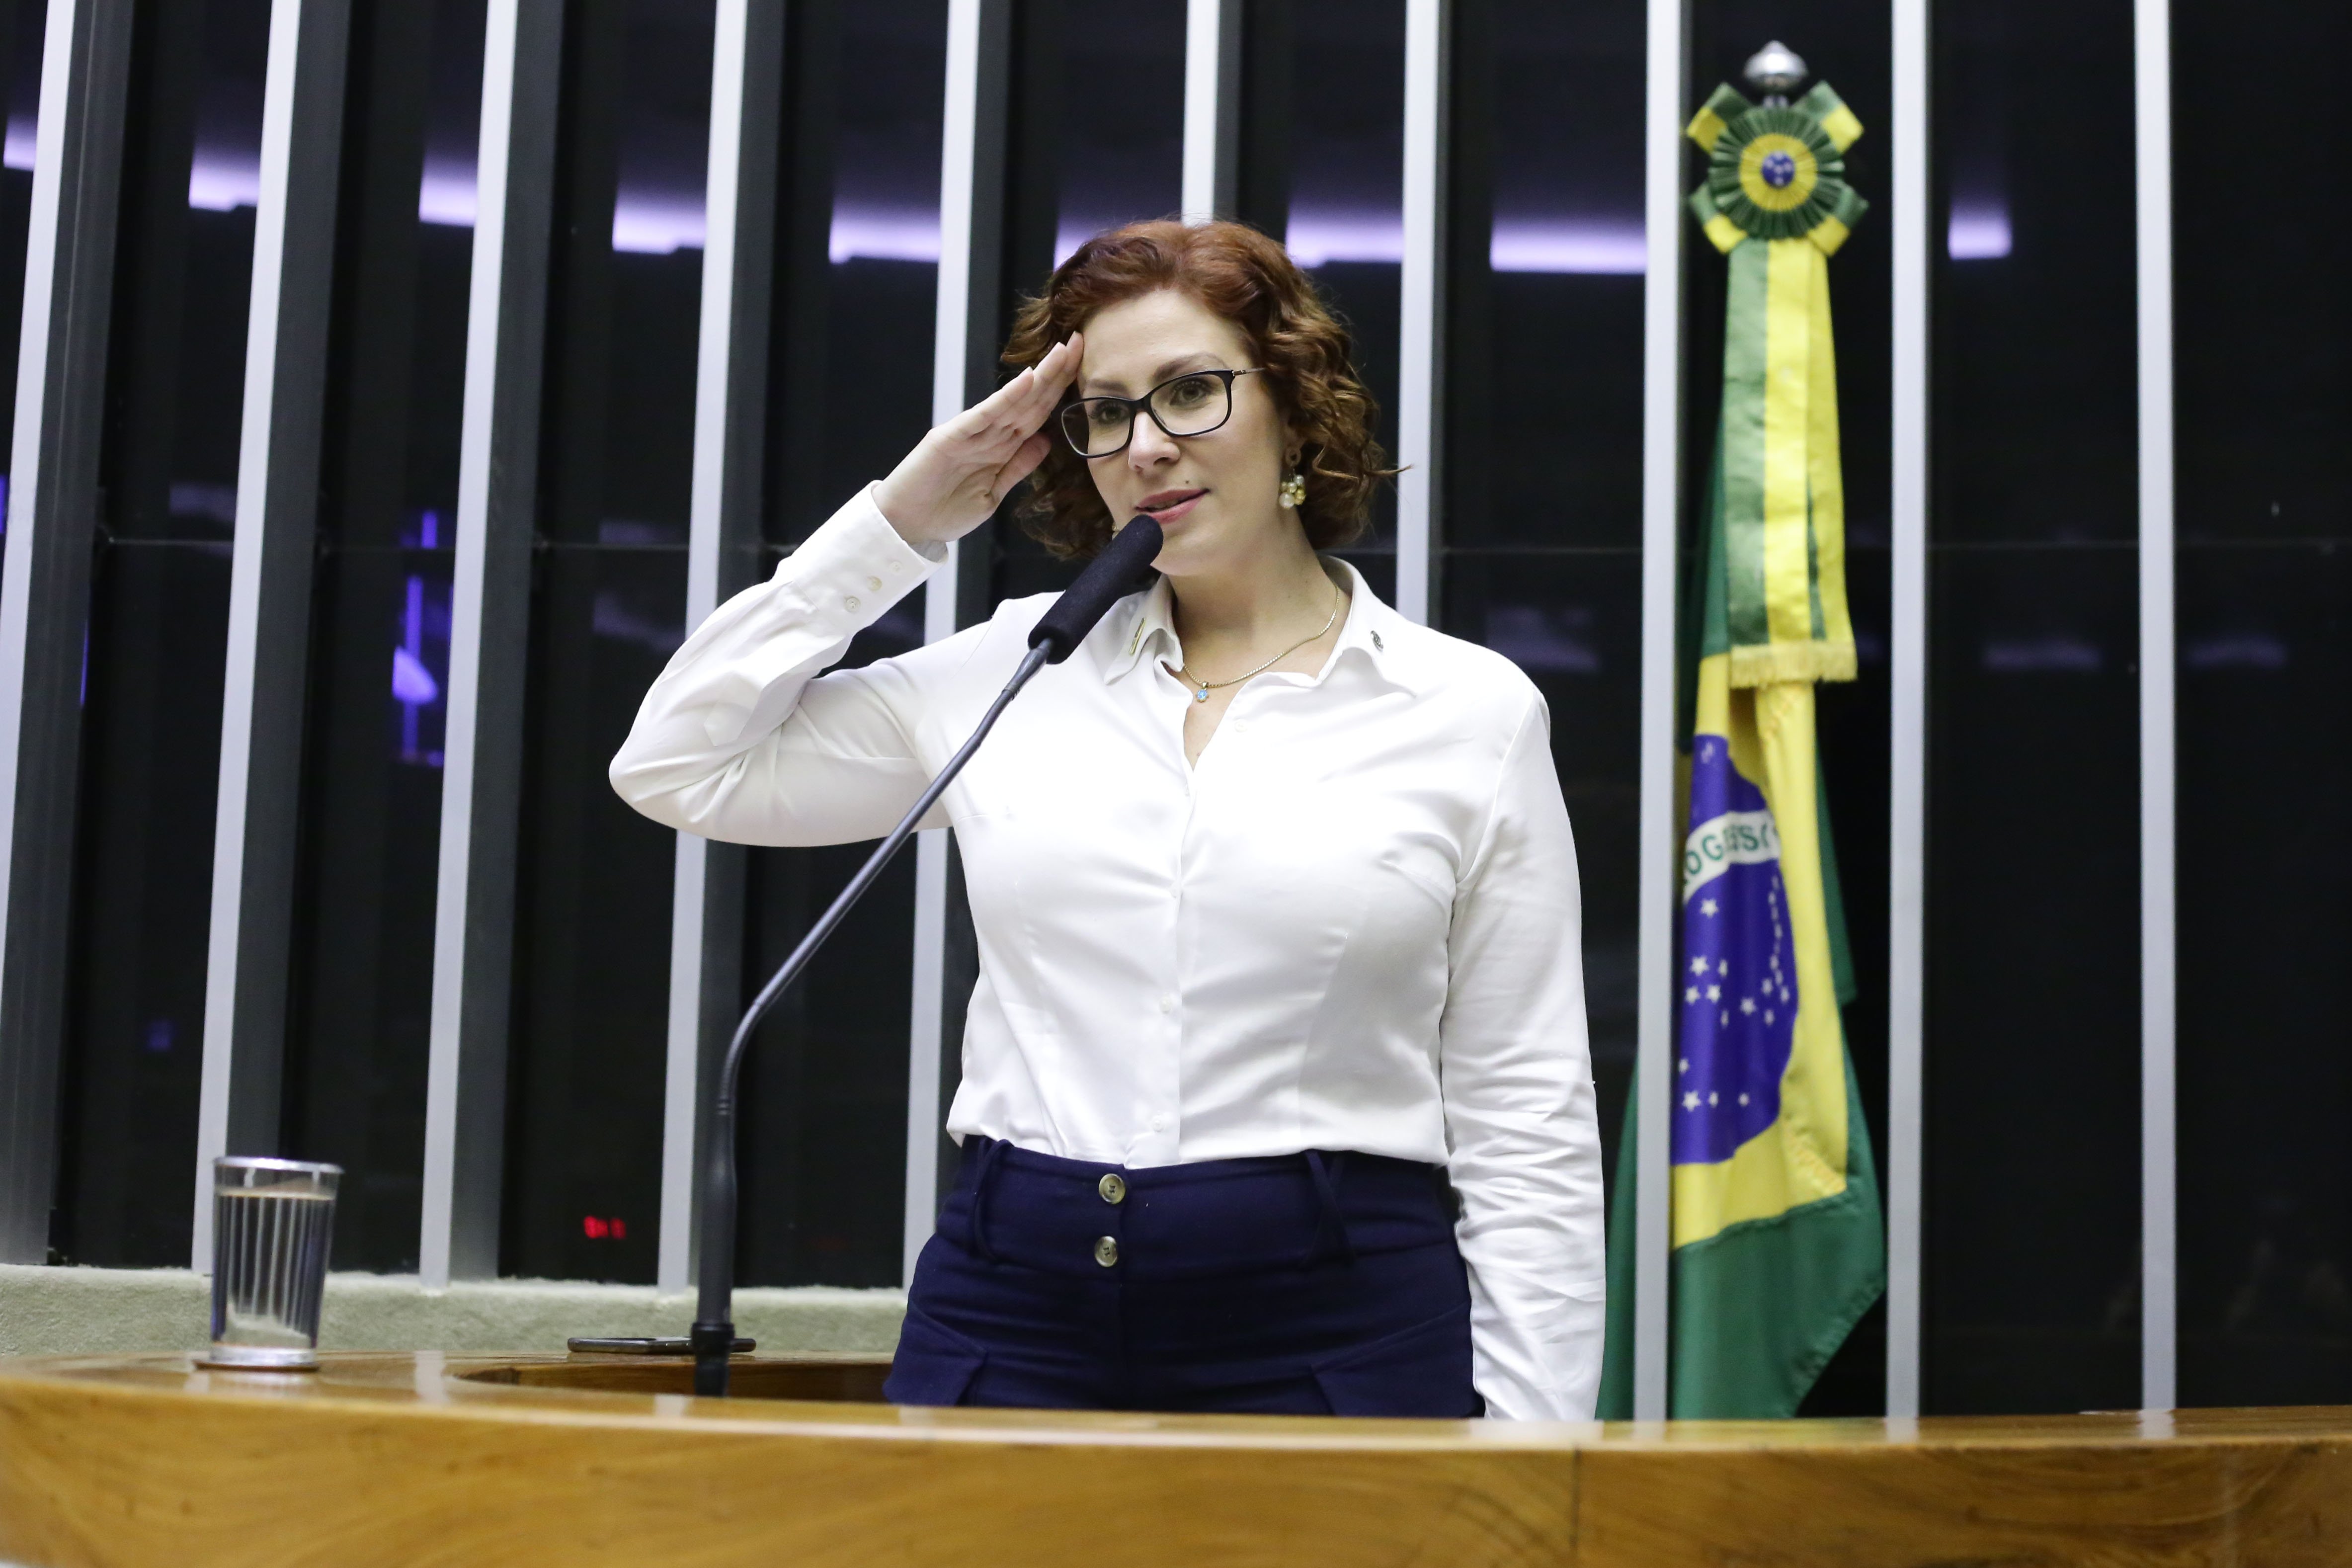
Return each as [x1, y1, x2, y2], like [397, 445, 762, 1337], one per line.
[2, 1351, 2347, 1566]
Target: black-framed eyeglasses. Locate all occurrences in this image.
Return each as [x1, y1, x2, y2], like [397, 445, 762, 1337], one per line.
[1057, 367, 1269, 459]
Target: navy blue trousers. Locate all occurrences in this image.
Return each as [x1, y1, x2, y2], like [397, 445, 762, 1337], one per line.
[884, 1137, 1481, 1417]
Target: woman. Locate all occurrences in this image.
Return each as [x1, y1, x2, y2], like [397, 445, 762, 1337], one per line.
[611, 220, 1603, 1420]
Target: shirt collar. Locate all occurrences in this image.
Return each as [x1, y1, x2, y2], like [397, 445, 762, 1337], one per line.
[1102, 557, 1411, 691]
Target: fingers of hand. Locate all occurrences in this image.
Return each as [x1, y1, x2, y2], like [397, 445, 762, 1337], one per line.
[997, 351, 1060, 430]
[994, 432, 1053, 495]
[973, 366, 1035, 428]
[1045, 333, 1083, 395]
[1042, 333, 1083, 399]
[1013, 338, 1080, 423]
[959, 337, 1078, 462]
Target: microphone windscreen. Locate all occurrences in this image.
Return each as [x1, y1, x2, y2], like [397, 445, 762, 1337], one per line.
[1027, 516, 1165, 663]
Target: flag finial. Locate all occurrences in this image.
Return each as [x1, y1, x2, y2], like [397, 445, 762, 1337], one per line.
[1743, 40, 1807, 103]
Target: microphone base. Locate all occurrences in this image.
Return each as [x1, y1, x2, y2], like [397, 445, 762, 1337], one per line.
[690, 1320, 737, 1398]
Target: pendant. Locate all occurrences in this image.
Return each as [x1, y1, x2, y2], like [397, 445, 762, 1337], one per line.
[1194, 687, 1210, 703]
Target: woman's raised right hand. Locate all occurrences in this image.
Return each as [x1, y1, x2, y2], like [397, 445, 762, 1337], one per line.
[873, 334, 1084, 549]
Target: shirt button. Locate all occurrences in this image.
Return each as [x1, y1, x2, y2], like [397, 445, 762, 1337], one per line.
[889, 561, 903, 574]
[1098, 1173, 1127, 1205]
[1093, 1236, 1120, 1267]
[844, 595, 861, 612]
[1157, 994, 1175, 1014]
[865, 576, 882, 591]
[1149, 1114, 1171, 1133]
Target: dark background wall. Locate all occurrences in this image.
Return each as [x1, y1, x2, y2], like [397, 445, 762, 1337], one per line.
[29, 0, 2349, 1419]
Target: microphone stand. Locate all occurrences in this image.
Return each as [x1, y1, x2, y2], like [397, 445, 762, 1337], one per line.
[687, 507, 1161, 1399]
[692, 640, 1050, 1397]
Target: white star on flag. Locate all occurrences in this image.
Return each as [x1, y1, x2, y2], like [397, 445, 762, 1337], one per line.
[1685, 986, 1698, 1003]
[1764, 1010, 1775, 1025]
[1700, 898, 1718, 917]
[1738, 1093, 1750, 1106]
[1691, 956, 1709, 975]
[1679, 1058, 1690, 1073]
[1740, 997, 1756, 1015]
[1705, 985, 1721, 1002]
[1717, 959, 1729, 976]
[1682, 1091, 1700, 1111]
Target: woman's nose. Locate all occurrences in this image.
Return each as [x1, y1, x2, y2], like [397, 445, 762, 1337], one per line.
[1127, 413, 1180, 468]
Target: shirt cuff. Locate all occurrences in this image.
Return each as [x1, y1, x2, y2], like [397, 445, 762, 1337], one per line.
[773, 481, 944, 638]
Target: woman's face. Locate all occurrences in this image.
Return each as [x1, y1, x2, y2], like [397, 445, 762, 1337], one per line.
[1074, 288, 1295, 579]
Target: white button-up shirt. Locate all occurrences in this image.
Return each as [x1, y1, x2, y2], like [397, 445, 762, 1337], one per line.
[610, 488, 1606, 1419]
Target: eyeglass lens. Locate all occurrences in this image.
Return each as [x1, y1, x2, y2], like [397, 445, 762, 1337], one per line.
[1059, 372, 1233, 457]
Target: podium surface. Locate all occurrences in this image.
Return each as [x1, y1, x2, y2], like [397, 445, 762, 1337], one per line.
[1, 1351, 2346, 1566]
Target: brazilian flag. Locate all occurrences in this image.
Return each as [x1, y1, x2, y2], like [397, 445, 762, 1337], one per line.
[1597, 78, 1885, 1419]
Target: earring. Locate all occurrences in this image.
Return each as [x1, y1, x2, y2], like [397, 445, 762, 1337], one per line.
[1278, 472, 1306, 509]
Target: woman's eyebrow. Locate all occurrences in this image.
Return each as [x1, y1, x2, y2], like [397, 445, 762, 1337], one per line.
[1149, 352, 1227, 380]
[1081, 352, 1229, 395]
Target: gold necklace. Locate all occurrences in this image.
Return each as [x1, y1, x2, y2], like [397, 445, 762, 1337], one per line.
[1172, 580, 1344, 704]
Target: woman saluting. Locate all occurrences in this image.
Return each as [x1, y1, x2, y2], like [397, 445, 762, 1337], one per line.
[611, 220, 1603, 1420]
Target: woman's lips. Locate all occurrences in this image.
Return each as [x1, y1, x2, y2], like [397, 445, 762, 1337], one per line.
[1137, 490, 1205, 524]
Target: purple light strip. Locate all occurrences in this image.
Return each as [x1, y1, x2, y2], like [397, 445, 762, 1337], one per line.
[611, 194, 707, 255]
[828, 208, 943, 264]
[1488, 219, 1647, 275]
[94, 158, 1667, 278]
[36, 127, 2007, 273]
[394, 510, 444, 760]
[833, 204, 1651, 275]
[398, 573, 426, 755]
[1947, 202, 2012, 260]
[418, 161, 478, 227]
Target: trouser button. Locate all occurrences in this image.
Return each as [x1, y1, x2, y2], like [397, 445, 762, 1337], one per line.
[1098, 1173, 1127, 1204]
[1093, 1236, 1120, 1267]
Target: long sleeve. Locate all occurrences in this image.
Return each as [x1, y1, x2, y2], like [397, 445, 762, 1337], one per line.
[609, 485, 963, 845]
[1439, 694, 1607, 1421]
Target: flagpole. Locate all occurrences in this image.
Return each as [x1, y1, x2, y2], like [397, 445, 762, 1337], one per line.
[1885, 0, 1931, 1423]
[2132, 0, 2177, 1415]
[1633, 0, 1688, 1423]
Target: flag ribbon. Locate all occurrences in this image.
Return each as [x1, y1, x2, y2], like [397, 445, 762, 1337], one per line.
[1686, 83, 1866, 689]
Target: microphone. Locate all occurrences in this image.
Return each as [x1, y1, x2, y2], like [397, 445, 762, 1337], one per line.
[1028, 515, 1164, 662]
[688, 517, 1163, 1398]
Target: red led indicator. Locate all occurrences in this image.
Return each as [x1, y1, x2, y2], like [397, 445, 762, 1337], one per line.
[581, 1216, 628, 1239]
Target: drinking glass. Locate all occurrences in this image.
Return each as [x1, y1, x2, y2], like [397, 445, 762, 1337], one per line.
[201, 1156, 341, 1370]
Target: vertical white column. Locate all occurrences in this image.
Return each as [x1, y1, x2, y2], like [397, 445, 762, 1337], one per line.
[197, 0, 306, 1258]
[661, 859, 711, 1293]
[1181, 0, 1223, 221]
[1392, 0, 1444, 628]
[907, 0, 985, 1283]
[420, 0, 563, 1288]
[2134, 0, 2177, 1415]
[193, 0, 350, 1271]
[1884, 0, 1930, 1421]
[661, 0, 752, 1296]
[421, 0, 522, 1292]
[1631, 0, 1685, 1422]
[0, 0, 134, 1263]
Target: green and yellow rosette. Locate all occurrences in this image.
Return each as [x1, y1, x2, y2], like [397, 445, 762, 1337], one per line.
[1688, 82, 1867, 687]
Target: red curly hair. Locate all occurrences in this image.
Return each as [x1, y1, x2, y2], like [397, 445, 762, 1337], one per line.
[1000, 218, 1390, 559]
